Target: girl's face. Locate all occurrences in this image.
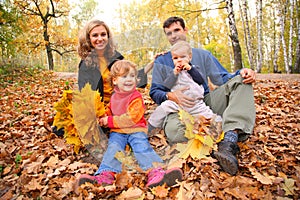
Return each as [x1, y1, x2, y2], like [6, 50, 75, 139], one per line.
[89, 25, 109, 54]
[113, 67, 137, 92]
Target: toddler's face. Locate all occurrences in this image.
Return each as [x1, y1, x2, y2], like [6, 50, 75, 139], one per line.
[172, 49, 192, 69]
[113, 67, 137, 92]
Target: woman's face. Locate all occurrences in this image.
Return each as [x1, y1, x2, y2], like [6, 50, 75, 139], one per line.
[89, 25, 109, 54]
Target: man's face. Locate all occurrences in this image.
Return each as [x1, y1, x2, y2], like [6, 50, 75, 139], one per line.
[164, 22, 188, 45]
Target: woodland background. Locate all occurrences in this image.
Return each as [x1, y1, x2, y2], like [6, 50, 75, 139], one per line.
[0, 0, 300, 74]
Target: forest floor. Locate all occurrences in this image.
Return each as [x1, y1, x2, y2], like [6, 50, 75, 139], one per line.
[0, 68, 299, 199]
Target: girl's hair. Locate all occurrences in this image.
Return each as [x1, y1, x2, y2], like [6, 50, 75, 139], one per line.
[109, 60, 138, 85]
[77, 19, 116, 60]
[170, 40, 192, 55]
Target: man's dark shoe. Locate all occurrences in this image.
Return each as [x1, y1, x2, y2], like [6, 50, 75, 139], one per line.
[214, 141, 240, 175]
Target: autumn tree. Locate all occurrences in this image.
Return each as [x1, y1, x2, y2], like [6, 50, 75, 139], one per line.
[14, 0, 70, 70]
[0, 0, 22, 63]
[71, 0, 99, 31]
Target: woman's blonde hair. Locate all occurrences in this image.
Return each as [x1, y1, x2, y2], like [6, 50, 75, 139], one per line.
[109, 60, 138, 86]
[77, 19, 116, 60]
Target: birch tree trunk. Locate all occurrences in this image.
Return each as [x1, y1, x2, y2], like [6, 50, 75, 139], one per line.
[294, 0, 300, 73]
[280, 0, 290, 73]
[256, 0, 263, 73]
[288, 0, 294, 73]
[226, 0, 243, 70]
[238, 0, 255, 70]
[273, 3, 281, 73]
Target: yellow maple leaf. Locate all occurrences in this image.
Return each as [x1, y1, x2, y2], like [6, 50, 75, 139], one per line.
[178, 109, 195, 139]
[65, 136, 82, 154]
[176, 111, 224, 160]
[175, 139, 210, 159]
[53, 84, 107, 155]
[72, 83, 107, 150]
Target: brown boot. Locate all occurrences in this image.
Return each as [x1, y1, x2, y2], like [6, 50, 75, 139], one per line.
[214, 141, 240, 175]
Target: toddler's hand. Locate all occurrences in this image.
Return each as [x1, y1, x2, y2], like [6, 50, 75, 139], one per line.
[182, 63, 191, 70]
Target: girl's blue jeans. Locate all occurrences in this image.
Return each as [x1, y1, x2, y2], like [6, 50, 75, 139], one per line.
[95, 131, 163, 175]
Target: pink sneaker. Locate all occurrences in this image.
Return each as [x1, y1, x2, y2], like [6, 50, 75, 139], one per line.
[78, 171, 115, 186]
[146, 167, 183, 188]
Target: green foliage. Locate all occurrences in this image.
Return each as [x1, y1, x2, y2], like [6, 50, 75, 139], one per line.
[71, 0, 99, 28]
[0, 1, 23, 59]
[15, 154, 22, 168]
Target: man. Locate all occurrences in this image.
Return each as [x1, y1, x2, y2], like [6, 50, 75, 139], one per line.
[149, 16, 256, 175]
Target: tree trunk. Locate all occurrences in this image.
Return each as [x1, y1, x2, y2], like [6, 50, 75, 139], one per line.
[43, 23, 54, 70]
[226, 0, 243, 71]
[294, 0, 300, 73]
[273, 4, 281, 73]
[256, 0, 263, 73]
[288, 0, 294, 73]
[280, 0, 289, 73]
[239, 0, 255, 70]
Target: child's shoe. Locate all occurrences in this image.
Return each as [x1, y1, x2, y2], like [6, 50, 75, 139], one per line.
[77, 171, 115, 186]
[146, 167, 183, 188]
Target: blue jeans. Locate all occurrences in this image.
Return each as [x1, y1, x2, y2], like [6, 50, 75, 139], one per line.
[95, 132, 163, 175]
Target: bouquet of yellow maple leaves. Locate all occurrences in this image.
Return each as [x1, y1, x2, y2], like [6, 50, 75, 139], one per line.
[53, 84, 107, 157]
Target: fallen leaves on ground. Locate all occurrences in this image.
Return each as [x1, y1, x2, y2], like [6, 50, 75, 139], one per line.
[0, 67, 299, 199]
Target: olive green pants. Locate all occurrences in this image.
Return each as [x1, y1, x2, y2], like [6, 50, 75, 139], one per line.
[163, 75, 256, 143]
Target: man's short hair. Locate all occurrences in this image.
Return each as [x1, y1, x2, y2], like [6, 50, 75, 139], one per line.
[163, 16, 185, 29]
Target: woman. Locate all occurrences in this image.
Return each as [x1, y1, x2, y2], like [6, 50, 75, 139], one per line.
[77, 19, 149, 104]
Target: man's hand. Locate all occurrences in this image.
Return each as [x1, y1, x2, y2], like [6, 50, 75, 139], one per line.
[167, 87, 195, 108]
[240, 68, 256, 84]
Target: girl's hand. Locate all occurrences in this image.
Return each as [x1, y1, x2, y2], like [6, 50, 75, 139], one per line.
[98, 116, 108, 127]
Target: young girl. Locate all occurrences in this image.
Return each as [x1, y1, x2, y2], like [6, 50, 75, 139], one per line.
[77, 60, 183, 188]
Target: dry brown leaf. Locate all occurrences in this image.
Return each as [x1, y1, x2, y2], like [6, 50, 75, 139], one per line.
[150, 184, 169, 198]
[116, 187, 144, 200]
[249, 167, 273, 185]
